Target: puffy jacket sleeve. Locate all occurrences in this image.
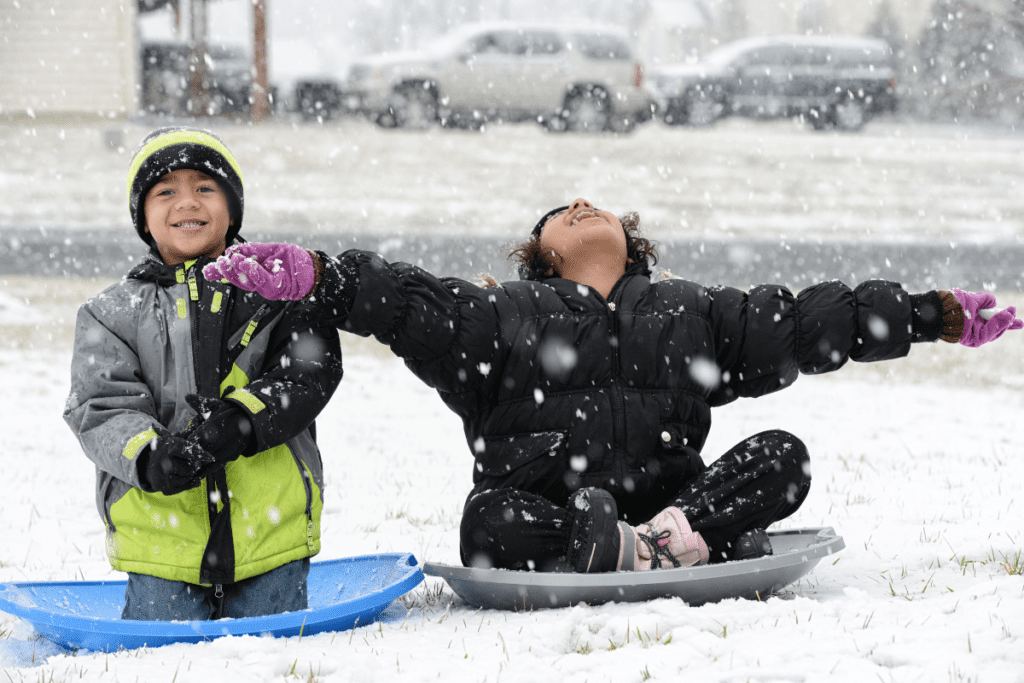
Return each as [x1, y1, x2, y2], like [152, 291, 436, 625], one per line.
[63, 292, 161, 488]
[223, 301, 344, 452]
[707, 279, 913, 406]
[314, 249, 503, 415]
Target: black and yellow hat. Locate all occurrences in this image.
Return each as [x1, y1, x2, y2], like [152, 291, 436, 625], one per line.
[127, 127, 244, 247]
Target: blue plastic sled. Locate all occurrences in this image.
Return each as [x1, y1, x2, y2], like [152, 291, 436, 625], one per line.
[0, 553, 422, 652]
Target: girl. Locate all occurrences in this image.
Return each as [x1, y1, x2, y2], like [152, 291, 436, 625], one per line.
[204, 198, 1020, 573]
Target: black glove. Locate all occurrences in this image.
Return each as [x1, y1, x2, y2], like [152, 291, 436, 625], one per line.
[184, 394, 256, 464]
[138, 434, 217, 496]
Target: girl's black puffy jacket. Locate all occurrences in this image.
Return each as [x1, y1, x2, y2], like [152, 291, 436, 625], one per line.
[319, 250, 936, 511]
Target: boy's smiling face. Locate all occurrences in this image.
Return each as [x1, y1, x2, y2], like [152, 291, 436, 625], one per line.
[143, 168, 233, 265]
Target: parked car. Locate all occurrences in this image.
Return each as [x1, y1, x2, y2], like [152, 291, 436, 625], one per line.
[293, 79, 357, 121]
[141, 42, 261, 118]
[335, 23, 654, 133]
[650, 35, 897, 131]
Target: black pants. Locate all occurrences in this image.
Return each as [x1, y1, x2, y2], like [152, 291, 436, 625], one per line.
[460, 430, 811, 570]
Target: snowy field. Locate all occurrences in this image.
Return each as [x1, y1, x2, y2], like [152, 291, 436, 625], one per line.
[1, 117, 1023, 681]
[2, 116, 1024, 245]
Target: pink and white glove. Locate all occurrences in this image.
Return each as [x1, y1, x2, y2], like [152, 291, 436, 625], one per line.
[952, 289, 1024, 348]
[203, 243, 315, 301]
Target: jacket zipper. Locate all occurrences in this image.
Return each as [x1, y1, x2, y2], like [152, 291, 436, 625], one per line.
[201, 470, 234, 585]
[185, 264, 203, 392]
[185, 262, 218, 583]
[186, 262, 237, 585]
[292, 452, 316, 552]
[231, 303, 272, 350]
[605, 283, 628, 479]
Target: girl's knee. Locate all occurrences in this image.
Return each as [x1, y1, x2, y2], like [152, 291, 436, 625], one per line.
[460, 489, 501, 561]
[748, 431, 812, 511]
[754, 430, 811, 481]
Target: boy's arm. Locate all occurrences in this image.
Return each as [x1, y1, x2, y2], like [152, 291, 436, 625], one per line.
[220, 304, 344, 452]
[63, 301, 164, 489]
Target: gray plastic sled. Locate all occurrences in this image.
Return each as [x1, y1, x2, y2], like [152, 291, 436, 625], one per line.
[423, 527, 843, 611]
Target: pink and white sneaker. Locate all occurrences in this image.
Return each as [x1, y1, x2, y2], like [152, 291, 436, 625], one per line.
[616, 506, 709, 571]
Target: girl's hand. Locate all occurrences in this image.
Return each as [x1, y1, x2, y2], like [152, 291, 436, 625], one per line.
[953, 289, 1024, 348]
[203, 242, 315, 300]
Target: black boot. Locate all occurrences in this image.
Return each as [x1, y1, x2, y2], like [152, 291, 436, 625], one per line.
[732, 528, 773, 561]
[566, 488, 621, 573]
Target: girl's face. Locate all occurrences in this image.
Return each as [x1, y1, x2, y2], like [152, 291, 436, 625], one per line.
[538, 198, 627, 272]
[143, 168, 233, 265]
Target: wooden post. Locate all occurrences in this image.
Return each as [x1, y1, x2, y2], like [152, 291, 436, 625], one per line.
[187, 0, 211, 116]
[252, 0, 270, 123]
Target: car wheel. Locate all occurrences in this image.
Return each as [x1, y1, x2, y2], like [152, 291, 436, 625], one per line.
[543, 112, 568, 133]
[607, 113, 636, 134]
[387, 82, 438, 130]
[563, 86, 610, 133]
[440, 110, 485, 132]
[375, 109, 398, 128]
[807, 107, 831, 131]
[686, 94, 721, 126]
[662, 103, 689, 126]
[832, 99, 867, 131]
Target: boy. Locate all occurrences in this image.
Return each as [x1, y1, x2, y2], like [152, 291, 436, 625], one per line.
[64, 128, 343, 620]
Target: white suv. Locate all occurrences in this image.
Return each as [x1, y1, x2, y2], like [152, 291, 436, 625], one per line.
[344, 23, 654, 133]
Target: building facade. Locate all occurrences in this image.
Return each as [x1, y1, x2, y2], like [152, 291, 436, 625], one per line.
[0, 0, 138, 120]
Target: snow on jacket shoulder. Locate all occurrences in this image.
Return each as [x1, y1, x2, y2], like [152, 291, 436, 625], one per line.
[64, 253, 344, 585]
[321, 249, 914, 506]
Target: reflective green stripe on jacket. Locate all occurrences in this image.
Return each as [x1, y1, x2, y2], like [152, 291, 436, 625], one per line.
[64, 252, 342, 585]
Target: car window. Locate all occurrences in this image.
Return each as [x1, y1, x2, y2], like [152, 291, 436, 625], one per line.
[468, 33, 508, 55]
[571, 33, 633, 60]
[517, 31, 563, 56]
[737, 46, 793, 69]
[784, 46, 829, 67]
[703, 41, 758, 67]
[829, 45, 891, 68]
[469, 31, 562, 56]
[471, 33, 516, 55]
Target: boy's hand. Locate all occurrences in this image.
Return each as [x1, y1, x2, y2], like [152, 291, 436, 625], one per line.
[203, 243, 315, 300]
[138, 434, 217, 496]
[185, 394, 255, 463]
[953, 289, 1024, 348]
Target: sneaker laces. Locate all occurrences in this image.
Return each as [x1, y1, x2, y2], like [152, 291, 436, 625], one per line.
[636, 528, 681, 569]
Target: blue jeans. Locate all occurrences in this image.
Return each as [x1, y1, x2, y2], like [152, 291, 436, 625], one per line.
[122, 558, 310, 621]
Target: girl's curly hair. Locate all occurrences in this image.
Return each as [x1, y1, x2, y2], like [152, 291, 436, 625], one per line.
[508, 211, 658, 281]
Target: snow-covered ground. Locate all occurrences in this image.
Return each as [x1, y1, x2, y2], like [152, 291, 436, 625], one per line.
[1, 118, 1023, 681]
[3, 116, 1024, 244]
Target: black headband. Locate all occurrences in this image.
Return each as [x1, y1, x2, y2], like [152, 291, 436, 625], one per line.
[531, 205, 570, 237]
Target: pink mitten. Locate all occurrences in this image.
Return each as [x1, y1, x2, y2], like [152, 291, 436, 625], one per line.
[203, 243, 315, 300]
[952, 289, 1024, 348]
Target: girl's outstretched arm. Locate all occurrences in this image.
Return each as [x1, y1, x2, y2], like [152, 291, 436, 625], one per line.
[702, 281, 1022, 406]
[205, 242, 505, 406]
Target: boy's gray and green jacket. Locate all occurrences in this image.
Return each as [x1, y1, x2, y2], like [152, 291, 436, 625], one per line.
[64, 250, 343, 586]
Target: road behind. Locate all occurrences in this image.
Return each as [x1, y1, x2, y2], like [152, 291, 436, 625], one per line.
[4, 226, 1022, 294]
[2, 116, 1022, 291]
